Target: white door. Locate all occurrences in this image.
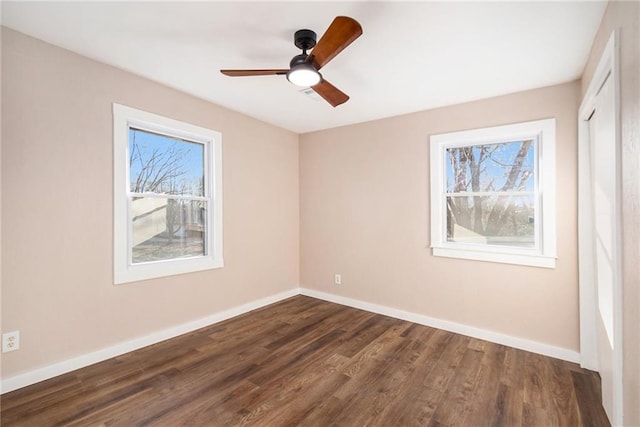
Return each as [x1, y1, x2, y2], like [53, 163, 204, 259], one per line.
[587, 72, 622, 424]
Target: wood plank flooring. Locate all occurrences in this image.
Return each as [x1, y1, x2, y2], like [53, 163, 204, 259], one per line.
[1, 296, 610, 426]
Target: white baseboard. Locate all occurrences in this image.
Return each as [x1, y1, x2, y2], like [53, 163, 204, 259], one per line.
[0, 288, 299, 394]
[2, 286, 581, 394]
[299, 287, 580, 364]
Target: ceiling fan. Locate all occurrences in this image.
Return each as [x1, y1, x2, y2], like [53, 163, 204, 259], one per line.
[220, 16, 362, 107]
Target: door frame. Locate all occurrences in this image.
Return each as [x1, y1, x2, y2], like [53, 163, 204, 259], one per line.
[577, 30, 623, 425]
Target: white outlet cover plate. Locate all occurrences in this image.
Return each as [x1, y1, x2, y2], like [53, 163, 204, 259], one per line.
[2, 331, 20, 352]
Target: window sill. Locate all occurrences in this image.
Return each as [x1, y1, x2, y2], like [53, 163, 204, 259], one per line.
[432, 246, 556, 268]
[114, 256, 224, 285]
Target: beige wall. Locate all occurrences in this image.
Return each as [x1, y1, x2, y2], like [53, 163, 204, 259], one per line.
[1, 28, 299, 378]
[581, 1, 640, 424]
[300, 81, 581, 351]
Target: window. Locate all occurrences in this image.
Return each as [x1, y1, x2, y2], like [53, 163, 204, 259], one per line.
[113, 104, 223, 284]
[430, 119, 556, 268]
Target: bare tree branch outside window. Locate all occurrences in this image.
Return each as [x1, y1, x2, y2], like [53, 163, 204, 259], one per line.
[129, 128, 206, 263]
[445, 139, 536, 247]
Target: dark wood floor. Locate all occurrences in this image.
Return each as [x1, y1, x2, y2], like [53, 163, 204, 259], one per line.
[1, 296, 609, 426]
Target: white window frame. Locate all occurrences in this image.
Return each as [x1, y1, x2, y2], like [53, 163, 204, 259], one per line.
[113, 103, 223, 284]
[430, 118, 556, 268]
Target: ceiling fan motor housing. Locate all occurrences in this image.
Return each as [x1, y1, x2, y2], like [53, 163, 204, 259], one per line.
[289, 53, 309, 68]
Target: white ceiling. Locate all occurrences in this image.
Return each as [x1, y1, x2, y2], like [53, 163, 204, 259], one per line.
[1, 1, 607, 133]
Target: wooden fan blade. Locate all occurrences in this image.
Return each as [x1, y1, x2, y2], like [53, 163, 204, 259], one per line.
[311, 80, 350, 107]
[309, 16, 362, 70]
[220, 69, 288, 77]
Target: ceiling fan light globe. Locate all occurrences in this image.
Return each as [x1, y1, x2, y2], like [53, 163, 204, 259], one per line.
[287, 66, 321, 87]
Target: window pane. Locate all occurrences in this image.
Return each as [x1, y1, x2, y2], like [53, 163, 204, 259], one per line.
[131, 197, 207, 263]
[446, 140, 535, 193]
[129, 128, 204, 196]
[446, 195, 535, 247]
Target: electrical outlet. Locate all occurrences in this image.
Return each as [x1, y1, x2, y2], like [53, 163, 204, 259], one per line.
[334, 274, 342, 285]
[2, 331, 20, 352]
